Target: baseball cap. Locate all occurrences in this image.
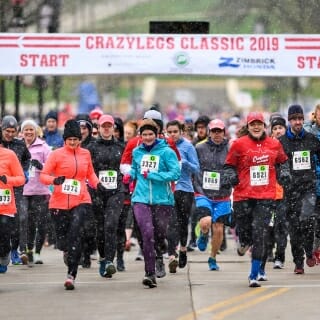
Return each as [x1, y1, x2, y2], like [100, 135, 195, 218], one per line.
[98, 114, 114, 126]
[247, 112, 265, 124]
[208, 119, 225, 130]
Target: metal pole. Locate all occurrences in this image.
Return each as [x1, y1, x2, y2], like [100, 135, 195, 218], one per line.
[0, 1, 6, 118]
[14, 76, 20, 121]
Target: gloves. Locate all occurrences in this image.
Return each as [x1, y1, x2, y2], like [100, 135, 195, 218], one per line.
[31, 159, 43, 170]
[53, 176, 66, 185]
[97, 182, 107, 193]
[0, 175, 7, 184]
[142, 171, 148, 179]
[122, 174, 131, 185]
[129, 181, 135, 193]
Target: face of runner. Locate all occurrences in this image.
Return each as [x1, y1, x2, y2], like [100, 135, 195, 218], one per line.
[209, 128, 225, 144]
[247, 120, 265, 139]
[196, 124, 208, 140]
[22, 125, 36, 145]
[79, 124, 89, 141]
[2, 127, 17, 142]
[289, 115, 304, 135]
[65, 137, 80, 149]
[166, 124, 182, 143]
[271, 124, 286, 139]
[141, 129, 156, 146]
[99, 122, 114, 140]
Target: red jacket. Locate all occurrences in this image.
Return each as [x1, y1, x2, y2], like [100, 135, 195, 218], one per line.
[0, 148, 25, 215]
[225, 135, 288, 201]
[40, 145, 99, 210]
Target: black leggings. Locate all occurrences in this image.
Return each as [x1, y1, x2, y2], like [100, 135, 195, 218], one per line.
[23, 195, 49, 254]
[167, 191, 194, 256]
[50, 204, 88, 278]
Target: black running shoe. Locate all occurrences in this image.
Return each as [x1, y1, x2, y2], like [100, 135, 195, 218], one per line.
[178, 251, 187, 268]
[142, 274, 157, 288]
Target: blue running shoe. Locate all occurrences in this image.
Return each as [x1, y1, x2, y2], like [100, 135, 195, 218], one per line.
[0, 265, 8, 273]
[11, 250, 22, 265]
[208, 257, 219, 271]
[197, 232, 208, 252]
[99, 259, 107, 277]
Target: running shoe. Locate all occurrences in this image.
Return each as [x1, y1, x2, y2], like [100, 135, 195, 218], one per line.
[27, 250, 34, 263]
[237, 243, 250, 256]
[294, 266, 304, 274]
[142, 274, 157, 288]
[313, 249, 320, 264]
[155, 256, 166, 278]
[168, 257, 178, 273]
[105, 261, 116, 277]
[20, 252, 29, 265]
[273, 260, 284, 269]
[248, 278, 261, 288]
[117, 258, 125, 272]
[208, 257, 219, 271]
[196, 232, 209, 252]
[0, 265, 8, 273]
[306, 256, 316, 267]
[11, 250, 22, 265]
[257, 271, 268, 281]
[135, 248, 144, 261]
[34, 254, 43, 265]
[64, 275, 75, 290]
[99, 259, 107, 277]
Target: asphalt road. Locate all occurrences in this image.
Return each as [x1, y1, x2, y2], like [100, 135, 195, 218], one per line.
[1, 235, 320, 320]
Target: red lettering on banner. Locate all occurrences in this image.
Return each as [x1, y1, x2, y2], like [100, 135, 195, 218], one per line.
[297, 56, 320, 69]
[20, 54, 69, 67]
[85, 35, 175, 50]
[181, 36, 244, 50]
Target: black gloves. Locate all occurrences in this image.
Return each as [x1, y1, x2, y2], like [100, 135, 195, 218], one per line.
[276, 161, 292, 187]
[53, 176, 66, 185]
[31, 159, 43, 170]
[0, 175, 7, 184]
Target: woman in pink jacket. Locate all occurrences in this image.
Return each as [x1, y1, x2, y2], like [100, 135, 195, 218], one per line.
[0, 130, 25, 273]
[40, 120, 102, 290]
[21, 119, 51, 264]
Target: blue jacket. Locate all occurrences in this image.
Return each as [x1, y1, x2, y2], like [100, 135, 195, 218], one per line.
[44, 129, 64, 149]
[175, 137, 199, 192]
[130, 139, 181, 205]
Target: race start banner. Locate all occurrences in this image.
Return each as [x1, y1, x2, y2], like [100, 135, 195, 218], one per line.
[1, 33, 319, 76]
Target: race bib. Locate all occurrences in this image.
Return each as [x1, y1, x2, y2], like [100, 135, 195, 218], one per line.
[61, 179, 81, 195]
[292, 151, 311, 170]
[202, 171, 220, 190]
[250, 165, 269, 186]
[29, 165, 35, 178]
[99, 170, 117, 189]
[140, 154, 160, 173]
[0, 189, 12, 205]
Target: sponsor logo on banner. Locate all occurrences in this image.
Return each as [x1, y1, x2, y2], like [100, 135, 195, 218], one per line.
[219, 57, 276, 70]
[173, 52, 190, 68]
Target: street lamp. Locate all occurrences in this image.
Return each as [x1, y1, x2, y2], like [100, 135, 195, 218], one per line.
[9, 0, 26, 122]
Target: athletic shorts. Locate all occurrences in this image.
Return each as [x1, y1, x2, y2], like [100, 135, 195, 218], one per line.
[195, 195, 231, 223]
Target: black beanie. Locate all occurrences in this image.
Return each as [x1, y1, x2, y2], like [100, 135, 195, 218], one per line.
[75, 114, 93, 134]
[114, 117, 124, 141]
[288, 104, 304, 120]
[271, 117, 286, 130]
[63, 119, 82, 140]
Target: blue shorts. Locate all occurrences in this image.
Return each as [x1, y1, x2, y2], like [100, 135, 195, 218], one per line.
[195, 195, 231, 223]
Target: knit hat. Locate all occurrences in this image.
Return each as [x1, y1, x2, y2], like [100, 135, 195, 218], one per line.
[63, 119, 82, 140]
[45, 110, 58, 122]
[21, 119, 38, 132]
[288, 104, 304, 120]
[75, 114, 93, 133]
[1, 115, 18, 130]
[143, 109, 163, 133]
[195, 115, 210, 128]
[270, 116, 286, 130]
[139, 119, 158, 135]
